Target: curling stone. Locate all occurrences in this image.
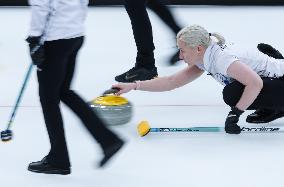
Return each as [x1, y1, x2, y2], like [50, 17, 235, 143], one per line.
[89, 95, 133, 126]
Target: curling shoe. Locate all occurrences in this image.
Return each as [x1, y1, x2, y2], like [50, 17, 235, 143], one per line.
[99, 139, 125, 167]
[246, 109, 284, 124]
[168, 50, 180, 65]
[115, 66, 158, 83]
[28, 157, 70, 175]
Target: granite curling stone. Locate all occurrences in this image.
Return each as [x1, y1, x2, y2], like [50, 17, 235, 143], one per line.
[89, 95, 133, 126]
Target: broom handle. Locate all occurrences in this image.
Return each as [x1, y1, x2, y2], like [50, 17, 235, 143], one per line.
[150, 126, 284, 133]
[6, 63, 33, 130]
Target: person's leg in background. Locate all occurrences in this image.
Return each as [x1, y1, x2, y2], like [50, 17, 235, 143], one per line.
[59, 37, 124, 167]
[147, 0, 182, 65]
[28, 39, 74, 175]
[28, 38, 124, 175]
[115, 0, 158, 83]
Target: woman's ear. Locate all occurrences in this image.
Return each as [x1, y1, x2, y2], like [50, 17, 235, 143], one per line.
[197, 45, 204, 54]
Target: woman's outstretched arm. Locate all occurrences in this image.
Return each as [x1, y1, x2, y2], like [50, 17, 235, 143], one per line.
[113, 65, 204, 95]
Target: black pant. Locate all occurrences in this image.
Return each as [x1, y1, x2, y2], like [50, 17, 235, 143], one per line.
[147, 0, 181, 34]
[38, 37, 119, 168]
[124, 0, 181, 68]
[223, 77, 284, 110]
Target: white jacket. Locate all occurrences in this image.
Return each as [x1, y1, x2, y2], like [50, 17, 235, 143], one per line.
[28, 0, 88, 41]
[202, 41, 284, 86]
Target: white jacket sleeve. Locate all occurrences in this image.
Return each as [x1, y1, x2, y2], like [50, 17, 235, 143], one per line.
[28, 0, 51, 37]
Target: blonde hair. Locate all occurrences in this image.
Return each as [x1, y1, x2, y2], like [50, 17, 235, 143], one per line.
[177, 25, 225, 48]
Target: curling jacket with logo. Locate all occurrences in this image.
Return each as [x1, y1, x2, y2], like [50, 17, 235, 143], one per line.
[28, 0, 88, 41]
[197, 41, 284, 86]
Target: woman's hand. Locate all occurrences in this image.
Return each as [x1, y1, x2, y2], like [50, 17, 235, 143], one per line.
[112, 82, 137, 95]
[224, 106, 244, 134]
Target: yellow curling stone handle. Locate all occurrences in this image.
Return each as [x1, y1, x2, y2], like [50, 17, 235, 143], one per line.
[92, 95, 129, 106]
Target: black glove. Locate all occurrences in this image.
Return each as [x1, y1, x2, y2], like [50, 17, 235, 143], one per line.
[257, 43, 284, 59]
[225, 106, 244, 134]
[26, 36, 45, 66]
[102, 87, 120, 95]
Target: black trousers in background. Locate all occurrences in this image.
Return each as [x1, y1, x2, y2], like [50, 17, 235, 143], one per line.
[38, 37, 119, 168]
[124, 0, 181, 68]
[223, 77, 284, 110]
[147, 0, 181, 34]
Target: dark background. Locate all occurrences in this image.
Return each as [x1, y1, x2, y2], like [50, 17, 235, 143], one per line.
[1, 0, 284, 6]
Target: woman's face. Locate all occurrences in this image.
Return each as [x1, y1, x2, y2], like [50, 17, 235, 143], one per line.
[177, 39, 204, 65]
